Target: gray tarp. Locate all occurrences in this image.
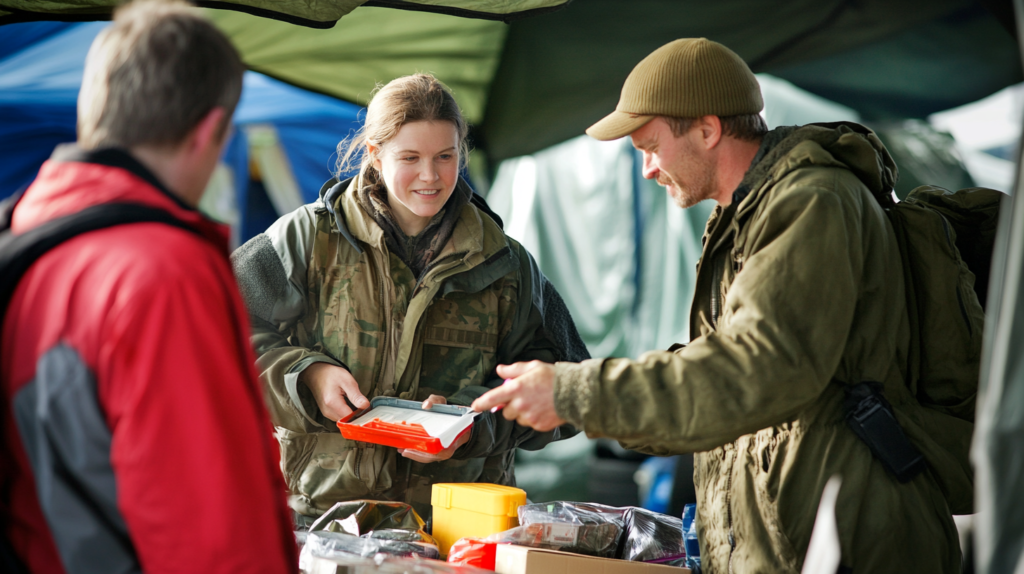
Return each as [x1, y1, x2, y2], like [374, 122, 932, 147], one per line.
[972, 2, 1024, 572]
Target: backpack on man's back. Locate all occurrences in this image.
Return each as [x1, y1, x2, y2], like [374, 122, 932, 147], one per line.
[866, 185, 1002, 513]
[890, 186, 1001, 423]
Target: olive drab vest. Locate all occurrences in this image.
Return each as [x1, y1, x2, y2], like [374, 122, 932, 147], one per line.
[287, 179, 521, 516]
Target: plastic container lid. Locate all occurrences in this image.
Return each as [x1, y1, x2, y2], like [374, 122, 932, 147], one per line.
[432, 483, 526, 517]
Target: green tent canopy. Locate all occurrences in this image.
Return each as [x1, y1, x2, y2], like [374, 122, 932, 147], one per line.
[0, 0, 569, 27]
[2, 0, 1019, 162]
[206, 7, 507, 124]
[211, 0, 1024, 162]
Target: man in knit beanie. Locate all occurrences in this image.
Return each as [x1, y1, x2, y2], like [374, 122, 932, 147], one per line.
[474, 38, 965, 573]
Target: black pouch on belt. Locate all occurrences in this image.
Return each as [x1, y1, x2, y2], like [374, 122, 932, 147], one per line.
[843, 382, 926, 483]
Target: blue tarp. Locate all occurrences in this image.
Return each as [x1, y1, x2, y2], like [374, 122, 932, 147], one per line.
[0, 21, 363, 241]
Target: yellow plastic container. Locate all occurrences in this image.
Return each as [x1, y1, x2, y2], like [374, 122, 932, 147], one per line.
[431, 483, 526, 557]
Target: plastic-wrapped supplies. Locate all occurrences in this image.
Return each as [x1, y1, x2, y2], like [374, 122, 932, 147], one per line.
[513, 501, 625, 557]
[487, 521, 621, 558]
[304, 530, 440, 561]
[310, 500, 430, 537]
[306, 500, 440, 560]
[517, 501, 629, 528]
[622, 507, 687, 565]
[498, 501, 686, 564]
[300, 533, 493, 574]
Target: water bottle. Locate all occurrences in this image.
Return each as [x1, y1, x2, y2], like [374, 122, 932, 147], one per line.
[682, 503, 701, 572]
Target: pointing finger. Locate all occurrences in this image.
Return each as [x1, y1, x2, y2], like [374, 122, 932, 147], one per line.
[495, 361, 540, 380]
[471, 383, 518, 413]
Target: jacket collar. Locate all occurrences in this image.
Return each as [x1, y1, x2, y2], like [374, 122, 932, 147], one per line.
[320, 174, 506, 267]
[704, 122, 897, 259]
[13, 144, 231, 252]
[50, 145, 197, 213]
[730, 122, 898, 223]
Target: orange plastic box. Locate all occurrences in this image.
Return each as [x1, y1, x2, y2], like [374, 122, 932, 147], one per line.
[431, 483, 526, 557]
[337, 397, 475, 454]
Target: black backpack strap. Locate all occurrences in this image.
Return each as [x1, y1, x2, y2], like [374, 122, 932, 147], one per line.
[0, 202, 198, 327]
[0, 188, 26, 231]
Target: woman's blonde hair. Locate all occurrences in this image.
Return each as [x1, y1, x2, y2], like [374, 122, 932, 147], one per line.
[336, 74, 469, 182]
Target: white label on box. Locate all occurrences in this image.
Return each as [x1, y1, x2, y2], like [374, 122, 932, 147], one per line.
[544, 523, 579, 546]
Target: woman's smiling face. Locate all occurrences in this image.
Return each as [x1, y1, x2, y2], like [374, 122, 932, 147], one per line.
[372, 120, 460, 237]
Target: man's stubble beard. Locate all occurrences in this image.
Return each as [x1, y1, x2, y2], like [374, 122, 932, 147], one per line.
[660, 157, 716, 209]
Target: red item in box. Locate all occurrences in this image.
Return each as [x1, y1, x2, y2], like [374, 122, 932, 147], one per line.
[447, 537, 499, 570]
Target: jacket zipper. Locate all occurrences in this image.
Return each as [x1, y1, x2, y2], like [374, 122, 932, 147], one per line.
[413, 251, 468, 296]
[726, 448, 736, 573]
[938, 215, 972, 336]
[354, 446, 362, 484]
[711, 256, 725, 327]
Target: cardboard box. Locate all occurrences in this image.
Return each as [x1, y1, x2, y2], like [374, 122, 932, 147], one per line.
[495, 545, 690, 574]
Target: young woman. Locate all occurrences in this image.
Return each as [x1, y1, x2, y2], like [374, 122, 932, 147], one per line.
[232, 74, 588, 523]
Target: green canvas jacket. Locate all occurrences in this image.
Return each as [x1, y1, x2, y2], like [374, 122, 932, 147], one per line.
[233, 176, 584, 518]
[553, 123, 966, 573]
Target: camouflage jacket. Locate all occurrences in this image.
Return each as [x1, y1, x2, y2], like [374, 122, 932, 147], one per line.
[552, 124, 965, 573]
[233, 175, 585, 518]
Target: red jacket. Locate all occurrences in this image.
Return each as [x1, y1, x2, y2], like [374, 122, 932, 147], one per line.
[1, 147, 297, 573]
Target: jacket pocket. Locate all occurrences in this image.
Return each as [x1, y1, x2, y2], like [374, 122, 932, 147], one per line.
[419, 291, 500, 394]
[275, 427, 318, 493]
[294, 433, 394, 512]
[420, 334, 497, 395]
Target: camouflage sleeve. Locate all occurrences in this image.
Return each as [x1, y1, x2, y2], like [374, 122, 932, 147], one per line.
[450, 240, 585, 459]
[231, 204, 341, 433]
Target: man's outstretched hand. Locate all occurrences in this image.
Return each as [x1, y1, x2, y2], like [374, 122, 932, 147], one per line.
[471, 361, 566, 432]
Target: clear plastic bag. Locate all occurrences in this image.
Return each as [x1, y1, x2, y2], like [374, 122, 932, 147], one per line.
[309, 500, 431, 539]
[305, 500, 440, 559]
[517, 501, 628, 529]
[621, 507, 687, 563]
[513, 501, 626, 557]
[301, 535, 491, 574]
[374, 556, 495, 574]
[487, 521, 621, 558]
[304, 530, 440, 561]
[509, 501, 686, 563]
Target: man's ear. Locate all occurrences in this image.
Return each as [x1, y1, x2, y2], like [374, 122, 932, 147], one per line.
[189, 106, 228, 156]
[699, 115, 723, 150]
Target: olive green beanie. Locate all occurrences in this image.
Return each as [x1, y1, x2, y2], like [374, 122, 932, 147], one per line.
[587, 38, 763, 141]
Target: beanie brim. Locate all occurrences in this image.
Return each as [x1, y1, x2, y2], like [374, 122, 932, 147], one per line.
[586, 111, 655, 141]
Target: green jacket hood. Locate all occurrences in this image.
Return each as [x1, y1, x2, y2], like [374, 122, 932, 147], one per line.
[735, 122, 899, 208]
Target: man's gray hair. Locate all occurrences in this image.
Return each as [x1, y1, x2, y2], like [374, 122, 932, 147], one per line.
[78, 0, 244, 149]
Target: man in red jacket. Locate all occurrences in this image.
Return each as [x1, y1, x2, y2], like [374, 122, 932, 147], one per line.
[0, 1, 297, 572]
